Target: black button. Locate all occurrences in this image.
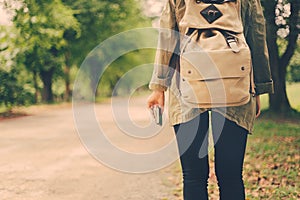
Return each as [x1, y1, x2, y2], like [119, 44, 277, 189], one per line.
[196, 0, 201, 4]
[188, 70, 192, 74]
[241, 66, 245, 71]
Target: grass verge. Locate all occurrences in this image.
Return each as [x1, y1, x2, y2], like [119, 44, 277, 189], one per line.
[244, 118, 300, 200]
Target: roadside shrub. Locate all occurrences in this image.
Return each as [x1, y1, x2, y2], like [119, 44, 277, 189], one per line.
[0, 69, 34, 110]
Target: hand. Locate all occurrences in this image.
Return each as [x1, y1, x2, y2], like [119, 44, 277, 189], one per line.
[255, 95, 261, 118]
[147, 90, 165, 112]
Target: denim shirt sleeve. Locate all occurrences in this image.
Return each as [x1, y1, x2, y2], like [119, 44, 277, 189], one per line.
[149, 0, 178, 91]
[246, 0, 274, 95]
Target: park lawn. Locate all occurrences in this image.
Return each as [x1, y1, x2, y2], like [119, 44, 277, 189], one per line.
[244, 83, 299, 199]
[243, 119, 300, 200]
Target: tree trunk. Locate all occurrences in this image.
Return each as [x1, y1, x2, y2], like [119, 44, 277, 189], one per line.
[40, 68, 54, 103]
[266, 18, 292, 113]
[64, 51, 72, 101]
[269, 64, 292, 112]
[88, 56, 102, 97]
[64, 65, 72, 101]
[33, 70, 39, 103]
[263, 0, 299, 113]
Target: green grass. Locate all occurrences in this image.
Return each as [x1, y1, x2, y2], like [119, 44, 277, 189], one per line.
[237, 83, 300, 199]
[244, 119, 300, 200]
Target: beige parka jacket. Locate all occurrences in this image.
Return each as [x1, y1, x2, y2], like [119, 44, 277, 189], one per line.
[149, 0, 274, 132]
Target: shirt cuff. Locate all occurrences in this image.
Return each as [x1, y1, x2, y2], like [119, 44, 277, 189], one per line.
[149, 83, 168, 91]
[255, 81, 274, 95]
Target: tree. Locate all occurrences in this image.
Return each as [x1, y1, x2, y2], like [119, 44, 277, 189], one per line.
[0, 25, 33, 109]
[2, 0, 150, 103]
[12, 0, 80, 103]
[62, 0, 151, 98]
[262, 0, 299, 113]
[0, 68, 33, 109]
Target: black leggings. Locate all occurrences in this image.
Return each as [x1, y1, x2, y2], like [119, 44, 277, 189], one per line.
[174, 111, 248, 200]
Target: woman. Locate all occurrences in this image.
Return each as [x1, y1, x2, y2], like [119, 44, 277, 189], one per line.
[147, 0, 273, 199]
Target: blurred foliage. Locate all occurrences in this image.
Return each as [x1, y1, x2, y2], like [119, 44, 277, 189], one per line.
[61, 0, 149, 64]
[278, 39, 300, 83]
[62, 0, 152, 98]
[288, 64, 300, 83]
[0, 26, 18, 70]
[287, 43, 300, 83]
[0, 68, 33, 109]
[12, 0, 81, 103]
[0, 26, 34, 110]
[98, 49, 155, 97]
[0, 0, 151, 107]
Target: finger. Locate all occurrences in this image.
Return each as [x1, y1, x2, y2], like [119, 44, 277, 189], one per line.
[255, 95, 261, 118]
[147, 101, 153, 109]
[146, 97, 155, 109]
[256, 105, 261, 118]
[256, 110, 261, 118]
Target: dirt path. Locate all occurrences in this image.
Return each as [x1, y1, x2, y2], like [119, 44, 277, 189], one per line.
[0, 96, 182, 200]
